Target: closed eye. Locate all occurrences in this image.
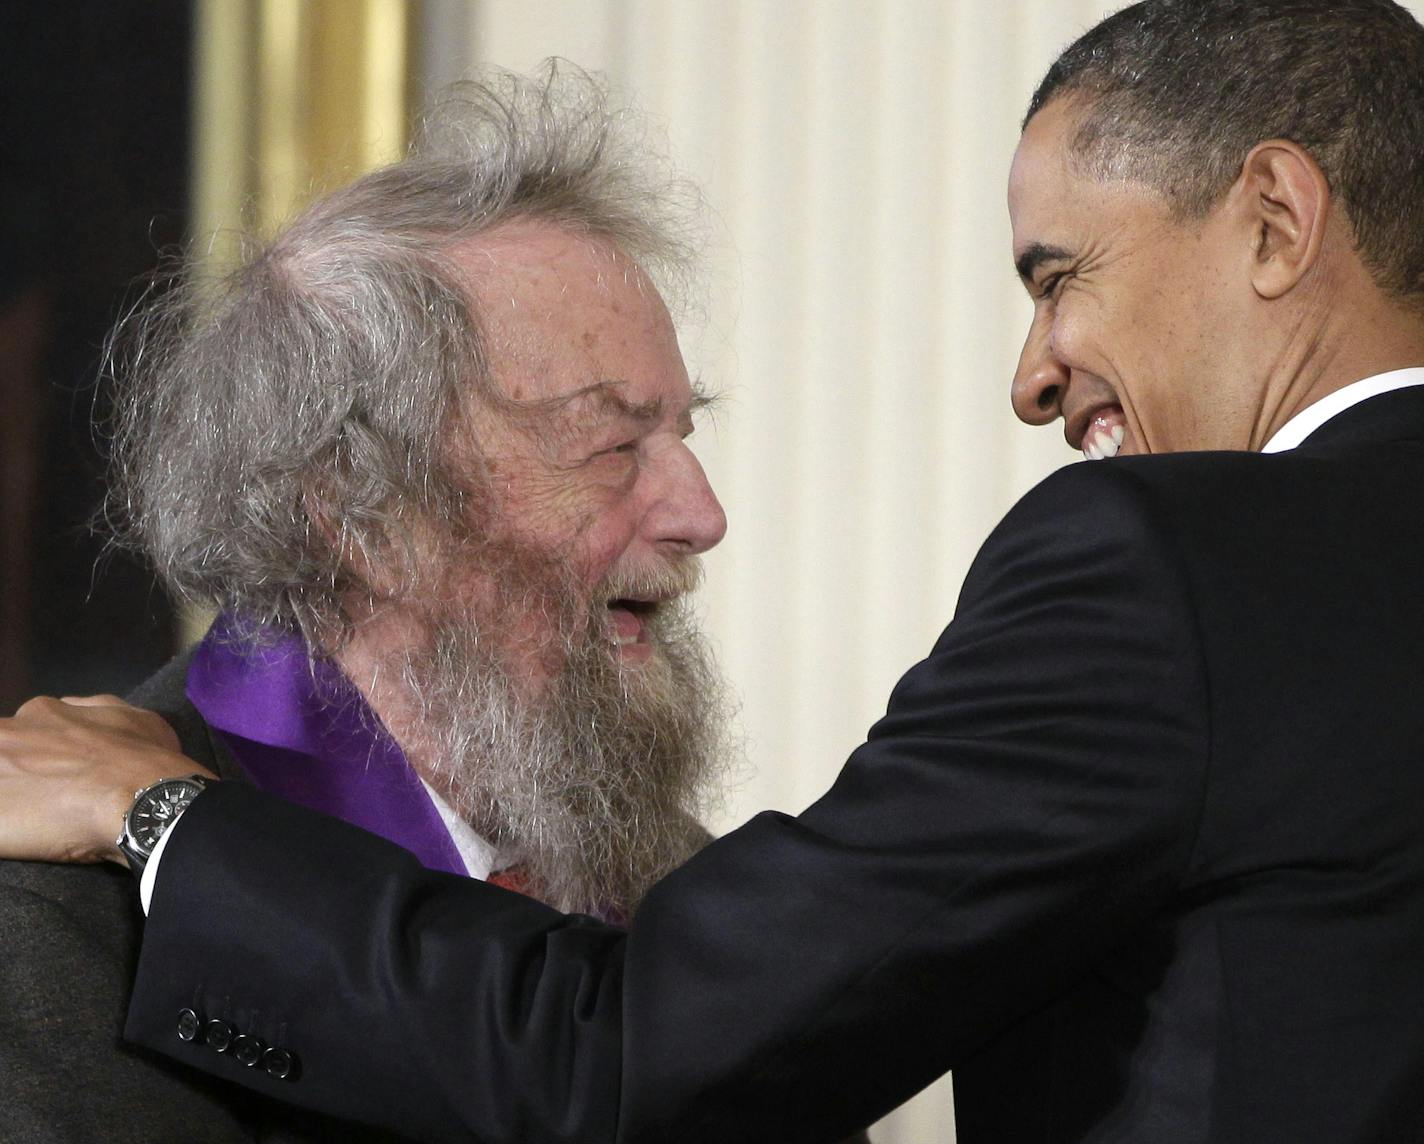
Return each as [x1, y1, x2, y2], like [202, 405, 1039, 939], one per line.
[588, 438, 641, 463]
[1037, 271, 1067, 300]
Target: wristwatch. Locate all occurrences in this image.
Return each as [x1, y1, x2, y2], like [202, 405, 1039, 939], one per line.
[117, 775, 213, 875]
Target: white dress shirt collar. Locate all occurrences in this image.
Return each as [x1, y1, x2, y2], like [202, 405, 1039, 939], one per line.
[420, 779, 516, 882]
[1261, 367, 1424, 453]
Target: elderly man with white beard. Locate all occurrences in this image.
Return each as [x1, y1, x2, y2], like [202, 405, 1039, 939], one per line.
[0, 66, 800, 1143]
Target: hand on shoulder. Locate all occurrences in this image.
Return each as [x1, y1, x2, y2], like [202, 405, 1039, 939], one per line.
[0, 695, 214, 865]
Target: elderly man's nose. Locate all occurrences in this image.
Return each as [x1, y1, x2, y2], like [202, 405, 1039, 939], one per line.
[1011, 321, 1068, 427]
[657, 451, 727, 555]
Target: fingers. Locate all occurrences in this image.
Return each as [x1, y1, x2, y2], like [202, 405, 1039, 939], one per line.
[7, 694, 181, 753]
[14, 695, 70, 718]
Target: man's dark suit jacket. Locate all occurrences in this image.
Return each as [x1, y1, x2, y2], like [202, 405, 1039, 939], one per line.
[122, 387, 1424, 1143]
[0, 656, 417, 1143]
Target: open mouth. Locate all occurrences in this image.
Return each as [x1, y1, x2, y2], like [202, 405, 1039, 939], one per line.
[1075, 405, 1127, 460]
[600, 564, 699, 662]
[605, 597, 664, 651]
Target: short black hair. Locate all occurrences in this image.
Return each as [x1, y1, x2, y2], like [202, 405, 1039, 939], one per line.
[1026, 0, 1424, 300]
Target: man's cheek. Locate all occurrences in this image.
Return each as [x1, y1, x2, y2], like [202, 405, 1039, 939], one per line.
[503, 461, 626, 535]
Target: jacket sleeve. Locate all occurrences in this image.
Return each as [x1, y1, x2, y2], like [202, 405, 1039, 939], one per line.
[125, 462, 1211, 1144]
[127, 786, 629, 1143]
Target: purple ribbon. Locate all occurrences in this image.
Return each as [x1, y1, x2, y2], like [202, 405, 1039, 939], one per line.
[185, 613, 468, 877]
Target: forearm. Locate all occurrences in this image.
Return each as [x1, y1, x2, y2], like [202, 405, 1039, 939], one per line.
[128, 782, 629, 1143]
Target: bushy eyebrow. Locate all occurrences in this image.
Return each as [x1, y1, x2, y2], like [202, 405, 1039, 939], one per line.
[1014, 241, 1075, 284]
[605, 384, 664, 418]
[553, 379, 716, 426]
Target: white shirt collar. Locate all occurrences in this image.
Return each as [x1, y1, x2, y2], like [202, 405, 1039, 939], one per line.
[1261, 367, 1424, 453]
[420, 778, 512, 881]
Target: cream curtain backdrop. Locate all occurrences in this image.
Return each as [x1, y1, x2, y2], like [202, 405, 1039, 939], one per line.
[409, 1, 1424, 1140]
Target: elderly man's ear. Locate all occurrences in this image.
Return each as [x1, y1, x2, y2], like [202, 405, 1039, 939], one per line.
[302, 491, 414, 604]
[1232, 139, 1332, 300]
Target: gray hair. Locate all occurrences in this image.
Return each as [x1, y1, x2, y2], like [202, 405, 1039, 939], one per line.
[1025, 0, 1424, 301]
[105, 61, 699, 647]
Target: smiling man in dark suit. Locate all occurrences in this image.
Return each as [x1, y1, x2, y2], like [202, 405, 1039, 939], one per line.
[5, 1, 1424, 1142]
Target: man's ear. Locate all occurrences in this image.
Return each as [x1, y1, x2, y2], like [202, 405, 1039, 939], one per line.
[303, 489, 405, 601]
[1235, 139, 1331, 300]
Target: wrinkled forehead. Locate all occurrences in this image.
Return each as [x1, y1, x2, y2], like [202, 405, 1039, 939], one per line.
[447, 219, 676, 403]
[435, 220, 702, 487]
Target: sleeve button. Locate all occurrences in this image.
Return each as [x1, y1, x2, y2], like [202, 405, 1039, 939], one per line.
[204, 1019, 236, 1053]
[233, 1033, 267, 1068]
[261, 1046, 300, 1081]
[177, 1009, 203, 1043]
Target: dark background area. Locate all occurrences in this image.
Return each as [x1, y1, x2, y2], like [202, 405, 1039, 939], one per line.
[1, 3, 190, 712]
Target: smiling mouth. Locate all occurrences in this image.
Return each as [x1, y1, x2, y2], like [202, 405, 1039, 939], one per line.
[1073, 405, 1127, 460]
[600, 561, 702, 661]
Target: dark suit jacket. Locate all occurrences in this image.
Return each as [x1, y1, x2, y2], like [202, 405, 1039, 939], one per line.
[0, 655, 417, 1143]
[123, 387, 1424, 1143]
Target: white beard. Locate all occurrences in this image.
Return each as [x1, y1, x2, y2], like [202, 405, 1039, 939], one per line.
[388, 562, 735, 920]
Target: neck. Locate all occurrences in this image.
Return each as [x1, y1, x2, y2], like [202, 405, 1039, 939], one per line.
[335, 610, 446, 793]
[1249, 287, 1424, 450]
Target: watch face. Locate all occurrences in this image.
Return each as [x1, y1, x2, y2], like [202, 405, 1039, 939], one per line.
[129, 779, 207, 851]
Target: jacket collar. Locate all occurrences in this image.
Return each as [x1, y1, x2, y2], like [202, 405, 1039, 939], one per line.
[1296, 383, 1424, 452]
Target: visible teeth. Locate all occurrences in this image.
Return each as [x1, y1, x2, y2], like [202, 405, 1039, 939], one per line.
[1082, 430, 1121, 461]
